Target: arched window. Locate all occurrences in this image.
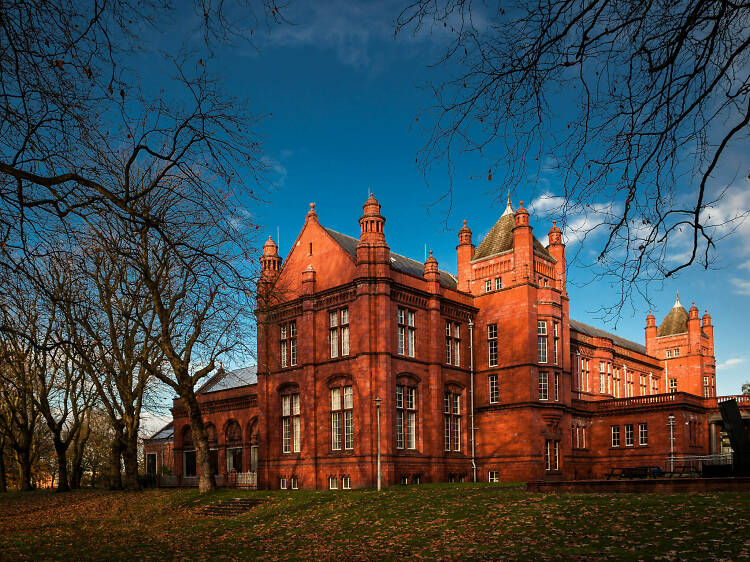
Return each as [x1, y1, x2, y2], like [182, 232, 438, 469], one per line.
[225, 420, 243, 473]
[279, 385, 301, 454]
[395, 375, 420, 451]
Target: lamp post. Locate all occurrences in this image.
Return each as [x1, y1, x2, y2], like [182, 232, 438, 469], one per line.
[668, 414, 676, 472]
[375, 397, 382, 491]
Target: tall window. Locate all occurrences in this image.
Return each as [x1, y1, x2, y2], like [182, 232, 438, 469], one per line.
[331, 385, 354, 451]
[445, 322, 461, 366]
[545, 440, 559, 471]
[639, 423, 648, 446]
[396, 384, 417, 450]
[488, 323, 498, 367]
[397, 308, 416, 357]
[281, 393, 301, 453]
[495, 277, 502, 290]
[554, 372, 560, 402]
[488, 374, 499, 404]
[553, 322, 559, 365]
[583, 359, 590, 392]
[280, 321, 298, 368]
[444, 391, 461, 452]
[704, 376, 710, 398]
[611, 426, 620, 447]
[673, 348, 680, 357]
[669, 378, 677, 393]
[537, 320, 548, 363]
[485, 279, 492, 292]
[624, 423, 634, 447]
[639, 373, 647, 396]
[666, 349, 671, 358]
[329, 308, 350, 358]
[538, 372, 549, 401]
[599, 361, 606, 394]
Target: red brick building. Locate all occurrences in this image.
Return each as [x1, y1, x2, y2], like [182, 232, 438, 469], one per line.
[153, 195, 748, 488]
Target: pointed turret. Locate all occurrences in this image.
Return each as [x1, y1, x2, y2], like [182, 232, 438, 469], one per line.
[456, 220, 474, 292]
[356, 193, 390, 271]
[547, 220, 566, 292]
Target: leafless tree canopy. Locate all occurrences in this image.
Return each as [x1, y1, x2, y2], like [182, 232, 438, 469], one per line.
[0, 0, 282, 491]
[397, 0, 750, 312]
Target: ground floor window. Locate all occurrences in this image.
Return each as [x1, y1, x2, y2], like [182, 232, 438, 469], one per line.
[146, 453, 156, 475]
[227, 447, 243, 472]
[183, 450, 196, 477]
[329, 476, 337, 489]
[639, 423, 648, 446]
[291, 476, 299, 490]
[611, 426, 620, 447]
[342, 476, 351, 489]
[280, 477, 287, 489]
[544, 440, 559, 471]
[400, 476, 408, 485]
[488, 471, 499, 482]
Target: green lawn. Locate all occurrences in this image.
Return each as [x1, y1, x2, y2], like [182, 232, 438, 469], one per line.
[1, 483, 749, 560]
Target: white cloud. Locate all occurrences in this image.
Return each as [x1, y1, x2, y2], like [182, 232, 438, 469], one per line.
[717, 357, 747, 371]
[730, 278, 750, 296]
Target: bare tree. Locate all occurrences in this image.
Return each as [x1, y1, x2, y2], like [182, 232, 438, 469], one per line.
[396, 0, 750, 315]
[0, 344, 40, 491]
[116, 185, 258, 493]
[54, 224, 165, 491]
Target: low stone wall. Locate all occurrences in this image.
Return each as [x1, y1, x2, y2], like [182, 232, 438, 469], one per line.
[527, 477, 750, 493]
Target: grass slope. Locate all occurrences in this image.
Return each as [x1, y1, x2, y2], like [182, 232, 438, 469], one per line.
[1, 483, 749, 560]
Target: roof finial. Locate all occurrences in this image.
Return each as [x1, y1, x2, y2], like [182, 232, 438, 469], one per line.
[673, 291, 681, 308]
[502, 191, 514, 216]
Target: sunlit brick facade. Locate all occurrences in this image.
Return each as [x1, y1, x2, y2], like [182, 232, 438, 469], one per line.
[157, 195, 747, 488]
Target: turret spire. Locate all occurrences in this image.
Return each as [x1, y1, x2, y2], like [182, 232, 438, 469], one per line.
[673, 291, 681, 308]
[502, 191, 514, 216]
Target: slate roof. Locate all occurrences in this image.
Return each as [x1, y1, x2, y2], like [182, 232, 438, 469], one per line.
[324, 228, 458, 290]
[197, 365, 258, 394]
[147, 421, 174, 442]
[569, 319, 647, 355]
[657, 305, 689, 337]
[472, 211, 555, 262]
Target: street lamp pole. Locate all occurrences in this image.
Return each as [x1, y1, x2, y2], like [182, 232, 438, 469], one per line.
[375, 397, 382, 491]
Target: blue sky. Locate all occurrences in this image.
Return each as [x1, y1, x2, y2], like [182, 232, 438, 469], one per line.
[210, 0, 749, 395]
[140, 1, 748, 430]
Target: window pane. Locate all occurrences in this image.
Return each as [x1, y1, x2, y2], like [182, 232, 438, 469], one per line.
[331, 388, 341, 411]
[398, 326, 405, 355]
[537, 320, 547, 335]
[453, 416, 461, 451]
[396, 385, 403, 409]
[406, 387, 415, 410]
[408, 328, 415, 357]
[453, 395, 460, 414]
[281, 341, 287, 368]
[398, 308, 405, 324]
[290, 321, 297, 336]
[343, 386, 353, 409]
[454, 340, 460, 366]
[280, 324, 287, 339]
[341, 308, 348, 324]
[396, 410, 404, 449]
[444, 392, 450, 414]
[330, 328, 338, 358]
[282, 418, 291, 453]
[292, 394, 300, 415]
[331, 412, 341, 450]
[282, 395, 290, 416]
[446, 337, 452, 364]
[407, 412, 416, 449]
[329, 311, 338, 327]
[446, 321, 451, 335]
[344, 410, 353, 449]
[341, 326, 349, 356]
[293, 416, 301, 452]
[444, 416, 451, 451]
[408, 311, 415, 327]
[290, 338, 297, 365]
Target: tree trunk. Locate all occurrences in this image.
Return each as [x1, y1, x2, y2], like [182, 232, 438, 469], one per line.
[108, 435, 123, 490]
[16, 447, 33, 491]
[121, 430, 140, 491]
[54, 439, 70, 492]
[185, 393, 215, 493]
[0, 447, 6, 493]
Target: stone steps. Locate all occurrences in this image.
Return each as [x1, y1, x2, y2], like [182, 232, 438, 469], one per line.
[199, 498, 264, 517]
